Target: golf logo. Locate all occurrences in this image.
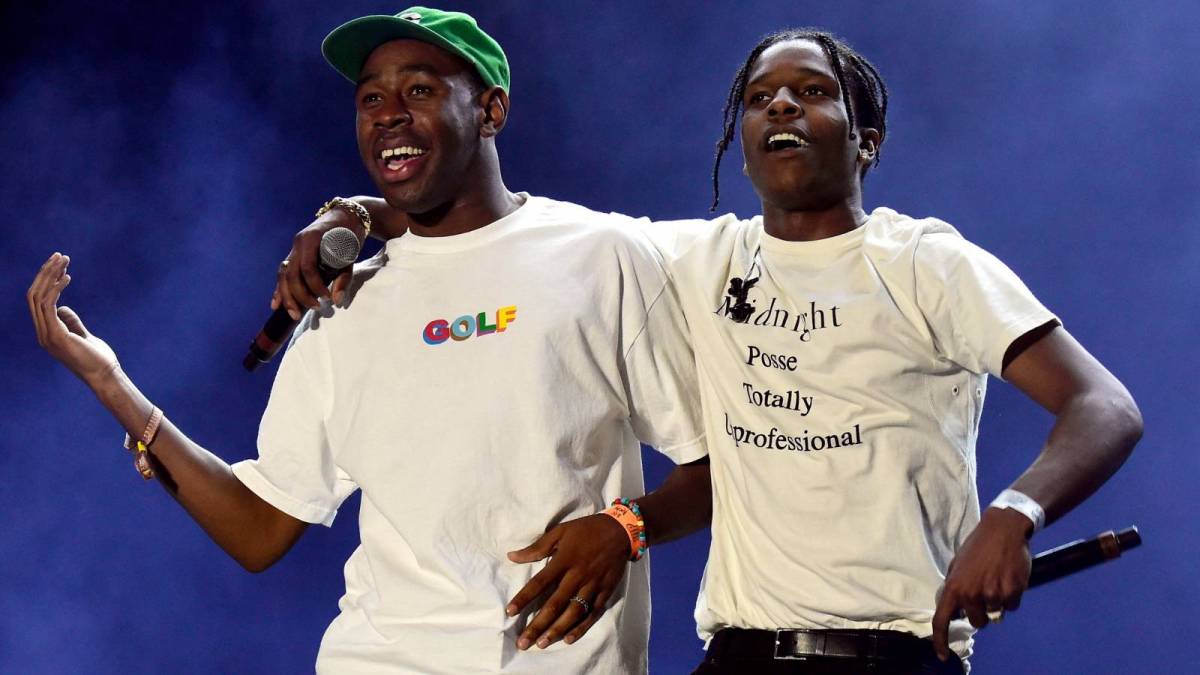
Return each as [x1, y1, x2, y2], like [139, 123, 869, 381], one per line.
[423, 305, 518, 345]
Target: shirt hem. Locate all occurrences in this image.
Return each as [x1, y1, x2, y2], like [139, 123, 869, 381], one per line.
[230, 460, 338, 527]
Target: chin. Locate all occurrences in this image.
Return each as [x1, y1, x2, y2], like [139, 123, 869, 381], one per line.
[381, 184, 450, 216]
[374, 179, 422, 211]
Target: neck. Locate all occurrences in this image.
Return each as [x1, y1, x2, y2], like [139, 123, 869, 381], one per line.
[405, 147, 520, 237]
[761, 194, 867, 242]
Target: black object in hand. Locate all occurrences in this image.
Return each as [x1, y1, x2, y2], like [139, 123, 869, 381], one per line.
[1028, 526, 1141, 588]
[243, 227, 360, 371]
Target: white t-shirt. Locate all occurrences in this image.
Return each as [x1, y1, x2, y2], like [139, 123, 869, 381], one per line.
[640, 207, 1056, 664]
[232, 194, 706, 674]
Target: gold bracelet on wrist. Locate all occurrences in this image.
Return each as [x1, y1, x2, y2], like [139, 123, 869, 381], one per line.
[315, 197, 372, 240]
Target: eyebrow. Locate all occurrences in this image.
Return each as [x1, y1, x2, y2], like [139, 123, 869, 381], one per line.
[746, 66, 836, 88]
[355, 63, 441, 89]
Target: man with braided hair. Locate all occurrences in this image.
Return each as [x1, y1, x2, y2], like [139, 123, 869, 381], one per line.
[278, 28, 1141, 674]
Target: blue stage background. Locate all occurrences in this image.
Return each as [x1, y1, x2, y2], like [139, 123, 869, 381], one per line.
[3, 1, 1196, 672]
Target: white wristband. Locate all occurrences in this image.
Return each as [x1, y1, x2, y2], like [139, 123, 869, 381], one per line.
[989, 488, 1045, 533]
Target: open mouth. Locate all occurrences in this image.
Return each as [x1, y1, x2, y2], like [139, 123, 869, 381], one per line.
[766, 132, 810, 152]
[377, 145, 429, 181]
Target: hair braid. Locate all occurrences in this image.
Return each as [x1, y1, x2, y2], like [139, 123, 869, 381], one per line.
[711, 42, 774, 211]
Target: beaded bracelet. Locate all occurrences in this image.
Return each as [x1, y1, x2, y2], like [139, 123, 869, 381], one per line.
[122, 406, 163, 481]
[602, 498, 648, 561]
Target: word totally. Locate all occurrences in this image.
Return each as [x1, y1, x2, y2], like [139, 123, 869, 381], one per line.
[423, 305, 517, 345]
[742, 382, 814, 415]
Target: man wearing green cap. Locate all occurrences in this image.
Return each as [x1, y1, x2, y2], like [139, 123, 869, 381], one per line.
[27, 6, 712, 673]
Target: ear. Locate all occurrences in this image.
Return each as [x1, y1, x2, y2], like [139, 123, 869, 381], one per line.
[855, 127, 881, 167]
[479, 86, 509, 138]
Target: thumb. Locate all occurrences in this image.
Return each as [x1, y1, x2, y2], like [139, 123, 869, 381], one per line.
[57, 306, 89, 337]
[507, 528, 562, 564]
[331, 270, 353, 305]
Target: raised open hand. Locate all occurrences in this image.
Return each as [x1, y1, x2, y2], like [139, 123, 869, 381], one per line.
[28, 252, 119, 385]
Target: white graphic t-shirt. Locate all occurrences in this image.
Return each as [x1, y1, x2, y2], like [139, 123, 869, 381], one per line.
[640, 207, 1056, 664]
[232, 194, 706, 675]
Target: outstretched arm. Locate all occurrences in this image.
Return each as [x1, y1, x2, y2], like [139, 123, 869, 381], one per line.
[505, 457, 712, 650]
[28, 253, 307, 572]
[931, 325, 1142, 659]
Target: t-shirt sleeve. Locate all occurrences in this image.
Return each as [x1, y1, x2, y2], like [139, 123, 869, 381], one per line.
[914, 233, 1059, 378]
[611, 212, 740, 264]
[231, 338, 357, 527]
[620, 262, 708, 465]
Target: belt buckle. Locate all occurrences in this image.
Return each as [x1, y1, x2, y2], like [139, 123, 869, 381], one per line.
[773, 629, 814, 661]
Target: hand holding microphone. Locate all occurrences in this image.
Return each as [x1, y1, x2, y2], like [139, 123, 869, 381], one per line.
[244, 226, 361, 371]
[932, 510, 1143, 661]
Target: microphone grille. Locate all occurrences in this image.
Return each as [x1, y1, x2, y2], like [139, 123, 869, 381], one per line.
[319, 227, 361, 270]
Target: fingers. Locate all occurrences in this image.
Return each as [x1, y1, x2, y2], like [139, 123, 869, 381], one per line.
[532, 581, 596, 650]
[283, 232, 328, 318]
[563, 587, 612, 645]
[29, 253, 69, 346]
[299, 248, 330, 302]
[276, 255, 303, 321]
[57, 306, 88, 337]
[331, 270, 352, 305]
[27, 255, 55, 344]
[517, 570, 582, 650]
[961, 597, 989, 630]
[930, 589, 955, 661]
[508, 528, 561, 565]
[506, 551, 562, 618]
[1004, 591, 1023, 612]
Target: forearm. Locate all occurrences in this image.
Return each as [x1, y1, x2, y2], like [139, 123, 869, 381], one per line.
[637, 458, 712, 546]
[1008, 387, 1143, 526]
[90, 368, 303, 571]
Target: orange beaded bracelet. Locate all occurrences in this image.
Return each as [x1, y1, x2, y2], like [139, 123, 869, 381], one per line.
[602, 498, 647, 561]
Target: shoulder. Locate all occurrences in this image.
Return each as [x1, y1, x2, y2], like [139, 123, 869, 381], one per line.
[642, 213, 745, 261]
[864, 206, 961, 249]
[520, 195, 643, 245]
[527, 195, 746, 259]
[862, 206, 986, 271]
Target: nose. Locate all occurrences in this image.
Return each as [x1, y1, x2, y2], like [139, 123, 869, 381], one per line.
[767, 88, 802, 120]
[374, 98, 412, 129]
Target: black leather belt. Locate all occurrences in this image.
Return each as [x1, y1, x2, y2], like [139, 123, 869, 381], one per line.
[707, 627, 937, 662]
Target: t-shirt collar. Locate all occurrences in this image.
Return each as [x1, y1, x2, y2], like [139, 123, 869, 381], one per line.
[388, 192, 535, 255]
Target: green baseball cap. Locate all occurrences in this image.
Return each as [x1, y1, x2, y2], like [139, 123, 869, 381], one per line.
[322, 7, 510, 92]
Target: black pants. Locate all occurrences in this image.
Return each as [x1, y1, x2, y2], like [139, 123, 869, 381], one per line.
[691, 629, 965, 675]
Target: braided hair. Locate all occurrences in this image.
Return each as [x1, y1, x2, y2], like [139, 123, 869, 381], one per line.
[710, 29, 888, 210]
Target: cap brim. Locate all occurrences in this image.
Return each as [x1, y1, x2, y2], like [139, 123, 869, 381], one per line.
[321, 15, 469, 84]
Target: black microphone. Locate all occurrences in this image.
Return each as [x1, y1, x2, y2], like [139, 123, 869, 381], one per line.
[243, 227, 361, 371]
[1028, 526, 1141, 588]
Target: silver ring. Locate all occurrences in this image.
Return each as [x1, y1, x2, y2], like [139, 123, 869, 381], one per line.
[569, 596, 591, 615]
[986, 608, 1005, 623]
[278, 259, 290, 273]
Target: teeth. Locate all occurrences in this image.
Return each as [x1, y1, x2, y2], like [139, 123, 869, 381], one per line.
[380, 146, 427, 160]
[768, 133, 808, 146]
